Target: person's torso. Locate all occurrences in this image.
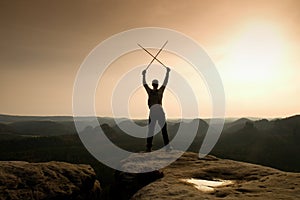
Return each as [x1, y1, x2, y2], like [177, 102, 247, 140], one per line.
[148, 88, 164, 108]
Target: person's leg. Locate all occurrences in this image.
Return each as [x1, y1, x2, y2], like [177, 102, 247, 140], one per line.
[158, 116, 169, 146]
[162, 123, 170, 146]
[147, 117, 154, 151]
[161, 121, 172, 151]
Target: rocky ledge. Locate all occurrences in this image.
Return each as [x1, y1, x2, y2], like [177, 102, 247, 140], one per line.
[120, 151, 300, 199]
[0, 161, 101, 200]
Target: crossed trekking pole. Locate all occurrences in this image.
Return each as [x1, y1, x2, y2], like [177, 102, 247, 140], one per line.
[137, 40, 168, 70]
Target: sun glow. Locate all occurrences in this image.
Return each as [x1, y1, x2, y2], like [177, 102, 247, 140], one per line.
[224, 22, 285, 84]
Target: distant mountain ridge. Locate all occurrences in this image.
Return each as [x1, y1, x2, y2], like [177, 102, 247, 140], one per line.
[0, 113, 300, 173]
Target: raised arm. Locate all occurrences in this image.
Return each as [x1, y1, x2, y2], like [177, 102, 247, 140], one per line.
[162, 67, 171, 87]
[142, 70, 147, 85]
[142, 70, 150, 93]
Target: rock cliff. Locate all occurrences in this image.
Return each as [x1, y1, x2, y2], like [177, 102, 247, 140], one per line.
[0, 161, 101, 200]
[119, 151, 300, 199]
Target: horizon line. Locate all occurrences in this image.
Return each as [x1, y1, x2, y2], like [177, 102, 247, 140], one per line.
[1, 113, 299, 120]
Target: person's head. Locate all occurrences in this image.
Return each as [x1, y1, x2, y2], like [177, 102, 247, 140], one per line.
[152, 79, 159, 89]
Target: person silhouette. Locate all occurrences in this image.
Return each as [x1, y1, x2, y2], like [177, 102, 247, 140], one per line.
[142, 67, 172, 152]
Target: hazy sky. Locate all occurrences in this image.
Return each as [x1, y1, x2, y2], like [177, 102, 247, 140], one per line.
[0, 0, 299, 118]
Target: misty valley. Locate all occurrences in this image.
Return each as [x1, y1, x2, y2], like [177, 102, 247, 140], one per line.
[0, 114, 299, 190]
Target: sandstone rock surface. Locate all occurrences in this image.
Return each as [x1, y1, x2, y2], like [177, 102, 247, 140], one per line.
[0, 161, 101, 200]
[125, 152, 300, 199]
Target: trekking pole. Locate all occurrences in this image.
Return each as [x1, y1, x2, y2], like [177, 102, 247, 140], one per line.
[138, 41, 168, 70]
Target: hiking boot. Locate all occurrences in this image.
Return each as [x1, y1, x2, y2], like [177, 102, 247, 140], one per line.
[165, 145, 173, 152]
[146, 147, 152, 152]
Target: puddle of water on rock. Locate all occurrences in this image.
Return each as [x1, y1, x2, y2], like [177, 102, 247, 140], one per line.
[181, 178, 234, 192]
